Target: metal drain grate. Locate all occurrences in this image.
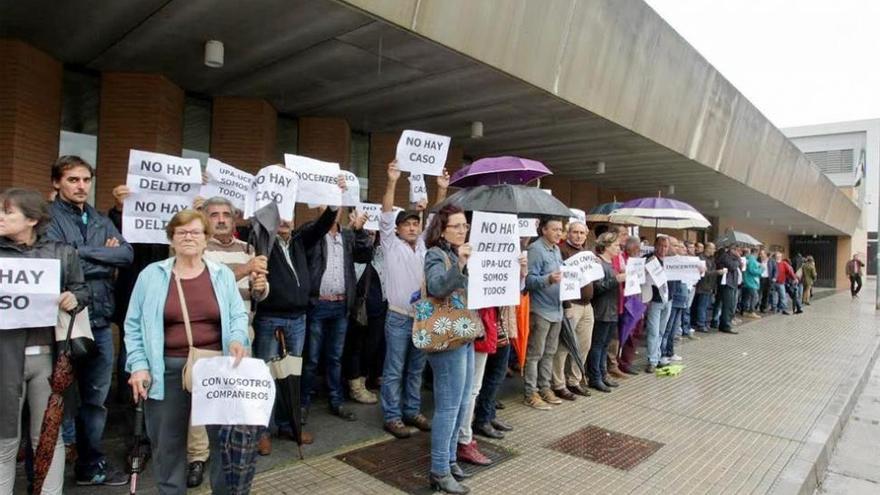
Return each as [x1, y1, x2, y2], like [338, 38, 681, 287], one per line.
[548, 425, 663, 471]
[337, 433, 514, 494]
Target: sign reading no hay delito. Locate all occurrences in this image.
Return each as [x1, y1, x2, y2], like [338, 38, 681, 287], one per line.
[395, 130, 451, 176]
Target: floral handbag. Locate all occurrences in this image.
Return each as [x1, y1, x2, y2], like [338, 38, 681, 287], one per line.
[411, 254, 484, 353]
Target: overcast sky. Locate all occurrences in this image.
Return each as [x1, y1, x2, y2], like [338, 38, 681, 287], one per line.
[644, 0, 880, 129]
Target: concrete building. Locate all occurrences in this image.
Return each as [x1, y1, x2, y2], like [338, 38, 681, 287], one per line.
[784, 119, 879, 274]
[0, 0, 863, 287]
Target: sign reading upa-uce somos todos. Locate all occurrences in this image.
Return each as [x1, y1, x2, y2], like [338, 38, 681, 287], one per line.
[467, 211, 520, 310]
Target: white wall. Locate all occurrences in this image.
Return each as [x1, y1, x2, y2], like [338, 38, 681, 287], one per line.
[784, 119, 880, 232]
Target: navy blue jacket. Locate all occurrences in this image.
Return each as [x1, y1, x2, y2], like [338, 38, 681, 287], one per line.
[47, 198, 133, 328]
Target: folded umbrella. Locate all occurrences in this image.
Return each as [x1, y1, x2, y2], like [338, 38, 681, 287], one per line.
[268, 329, 305, 459]
[558, 317, 586, 379]
[32, 311, 82, 494]
[512, 293, 531, 374]
[449, 156, 552, 187]
[435, 184, 572, 217]
[619, 295, 647, 346]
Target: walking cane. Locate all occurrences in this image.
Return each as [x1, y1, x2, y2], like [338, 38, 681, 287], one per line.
[129, 388, 146, 494]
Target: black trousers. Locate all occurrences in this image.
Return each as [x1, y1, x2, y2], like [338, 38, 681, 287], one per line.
[850, 274, 863, 297]
[759, 278, 771, 311]
[342, 308, 387, 383]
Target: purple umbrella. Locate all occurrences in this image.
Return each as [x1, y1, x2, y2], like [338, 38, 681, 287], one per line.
[607, 197, 710, 229]
[449, 156, 551, 187]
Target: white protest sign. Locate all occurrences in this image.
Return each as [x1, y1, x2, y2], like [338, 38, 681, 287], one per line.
[191, 357, 276, 427]
[640, 245, 655, 257]
[244, 165, 298, 222]
[284, 154, 342, 206]
[663, 256, 703, 284]
[127, 150, 202, 187]
[624, 257, 645, 296]
[200, 158, 254, 212]
[467, 211, 520, 309]
[395, 130, 450, 176]
[408, 173, 428, 203]
[0, 258, 60, 330]
[358, 203, 404, 231]
[645, 257, 668, 302]
[569, 208, 586, 225]
[564, 250, 605, 286]
[518, 217, 539, 238]
[560, 265, 582, 301]
[340, 170, 360, 207]
[124, 150, 201, 244]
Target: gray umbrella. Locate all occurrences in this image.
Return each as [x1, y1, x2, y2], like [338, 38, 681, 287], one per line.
[716, 229, 763, 248]
[434, 184, 573, 217]
[559, 317, 586, 378]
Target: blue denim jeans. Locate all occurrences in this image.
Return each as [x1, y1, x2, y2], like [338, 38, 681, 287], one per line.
[380, 311, 426, 422]
[474, 344, 510, 425]
[253, 314, 306, 430]
[426, 343, 474, 476]
[74, 325, 113, 474]
[693, 293, 712, 329]
[253, 314, 307, 359]
[303, 300, 348, 409]
[645, 300, 671, 366]
[742, 287, 759, 313]
[774, 283, 788, 312]
[587, 321, 616, 384]
[663, 307, 684, 357]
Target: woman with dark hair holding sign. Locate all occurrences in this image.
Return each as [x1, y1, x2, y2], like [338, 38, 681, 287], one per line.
[125, 209, 249, 495]
[0, 188, 89, 494]
[422, 204, 479, 495]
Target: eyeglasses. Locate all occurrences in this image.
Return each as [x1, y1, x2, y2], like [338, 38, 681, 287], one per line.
[446, 223, 470, 232]
[174, 229, 205, 238]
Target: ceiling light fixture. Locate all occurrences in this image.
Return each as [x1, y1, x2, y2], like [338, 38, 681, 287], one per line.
[667, 184, 675, 196]
[596, 161, 606, 174]
[204, 40, 224, 68]
[712, 200, 720, 209]
[470, 121, 484, 139]
[769, 218, 775, 225]
[745, 210, 751, 218]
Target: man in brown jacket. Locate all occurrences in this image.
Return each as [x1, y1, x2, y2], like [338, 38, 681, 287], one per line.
[551, 221, 595, 399]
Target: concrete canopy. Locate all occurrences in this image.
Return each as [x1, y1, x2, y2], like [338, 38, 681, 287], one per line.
[0, 0, 859, 235]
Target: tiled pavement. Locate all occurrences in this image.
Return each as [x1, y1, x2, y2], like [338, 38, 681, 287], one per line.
[57, 285, 879, 494]
[235, 285, 880, 495]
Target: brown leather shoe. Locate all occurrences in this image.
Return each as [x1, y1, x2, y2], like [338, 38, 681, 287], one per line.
[523, 393, 552, 410]
[384, 420, 412, 439]
[257, 433, 272, 456]
[608, 368, 628, 379]
[403, 413, 432, 431]
[567, 384, 591, 397]
[539, 388, 563, 405]
[552, 387, 577, 401]
[301, 431, 314, 445]
[456, 440, 492, 466]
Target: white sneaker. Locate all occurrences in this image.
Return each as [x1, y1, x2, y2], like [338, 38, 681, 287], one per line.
[659, 357, 671, 366]
[670, 355, 683, 362]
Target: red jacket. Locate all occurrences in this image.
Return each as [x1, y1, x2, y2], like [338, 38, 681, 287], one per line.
[475, 307, 498, 354]
[775, 260, 796, 284]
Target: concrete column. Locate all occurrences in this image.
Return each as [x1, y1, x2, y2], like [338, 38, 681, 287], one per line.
[211, 97, 277, 173]
[96, 72, 184, 210]
[0, 40, 62, 193]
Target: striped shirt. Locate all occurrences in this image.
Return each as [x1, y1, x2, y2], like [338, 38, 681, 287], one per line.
[204, 237, 269, 314]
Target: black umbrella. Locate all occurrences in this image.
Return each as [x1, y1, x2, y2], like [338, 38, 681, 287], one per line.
[716, 229, 763, 248]
[434, 184, 573, 217]
[248, 201, 281, 258]
[558, 317, 586, 379]
[128, 395, 146, 494]
[268, 329, 305, 459]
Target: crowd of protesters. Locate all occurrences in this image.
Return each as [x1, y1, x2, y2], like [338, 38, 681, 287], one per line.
[0, 155, 843, 495]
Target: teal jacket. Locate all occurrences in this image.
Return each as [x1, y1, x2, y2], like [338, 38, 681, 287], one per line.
[124, 257, 249, 400]
[743, 255, 763, 290]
